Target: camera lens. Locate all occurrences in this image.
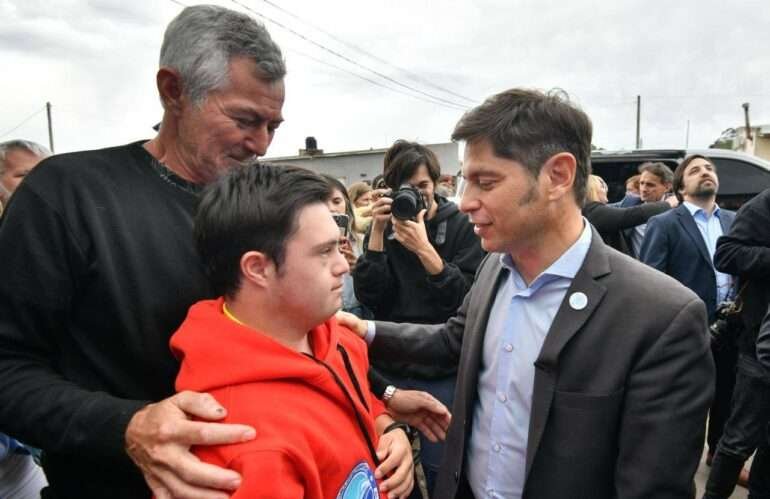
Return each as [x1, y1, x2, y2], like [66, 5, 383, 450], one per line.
[391, 185, 421, 220]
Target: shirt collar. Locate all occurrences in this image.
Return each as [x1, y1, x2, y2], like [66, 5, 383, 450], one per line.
[500, 220, 592, 293]
[683, 200, 721, 219]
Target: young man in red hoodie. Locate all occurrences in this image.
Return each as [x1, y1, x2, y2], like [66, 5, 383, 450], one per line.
[170, 163, 414, 498]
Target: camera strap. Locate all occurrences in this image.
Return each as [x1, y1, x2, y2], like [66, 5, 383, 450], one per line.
[433, 221, 447, 246]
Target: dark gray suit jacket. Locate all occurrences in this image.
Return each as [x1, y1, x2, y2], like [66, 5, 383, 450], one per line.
[639, 204, 735, 320]
[371, 230, 714, 499]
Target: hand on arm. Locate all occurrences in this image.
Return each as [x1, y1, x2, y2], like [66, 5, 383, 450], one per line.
[125, 391, 256, 499]
[374, 414, 414, 499]
[386, 389, 451, 443]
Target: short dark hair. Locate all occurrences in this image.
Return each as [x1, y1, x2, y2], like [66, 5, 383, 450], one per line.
[382, 140, 441, 189]
[451, 88, 592, 205]
[638, 162, 674, 185]
[194, 162, 332, 298]
[672, 154, 715, 203]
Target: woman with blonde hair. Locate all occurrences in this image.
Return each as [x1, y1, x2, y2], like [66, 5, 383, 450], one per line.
[582, 174, 675, 255]
[347, 181, 373, 252]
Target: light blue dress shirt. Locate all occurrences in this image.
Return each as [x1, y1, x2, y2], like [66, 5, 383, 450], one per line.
[682, 201, 732, 304]
[466, 222, 592, 499]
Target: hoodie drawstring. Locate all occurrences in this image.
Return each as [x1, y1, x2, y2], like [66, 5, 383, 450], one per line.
[304, 345, 380, 467]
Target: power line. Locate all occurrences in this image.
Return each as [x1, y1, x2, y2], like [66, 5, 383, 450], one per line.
[229, 0, 470, 111]
[288, 47, 466, 110]
[255, 0, 476, 104]
[165, 0, 466, 110]
[0, 107, 46, 140]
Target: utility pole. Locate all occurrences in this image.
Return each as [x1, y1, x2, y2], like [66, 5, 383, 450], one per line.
[46, 101, 55, 153]
[635, 95, 641, 149]
[743, 102, 753, 141]
[685, 120, 690, 148]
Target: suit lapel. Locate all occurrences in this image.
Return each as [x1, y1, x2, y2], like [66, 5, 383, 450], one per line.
[525, 231, 610, 479]
[675, 205, 712, 266]
[719, 210, 734, 234]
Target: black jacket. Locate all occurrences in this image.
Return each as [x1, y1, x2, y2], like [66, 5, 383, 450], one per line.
[353, 196, 484, 326]
[583, 200, 670, 255]
[715, 188, 770, 358]
[0, 142, 211, 498]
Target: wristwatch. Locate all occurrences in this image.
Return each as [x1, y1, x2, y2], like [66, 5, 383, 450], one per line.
[382, 385, 397, 406]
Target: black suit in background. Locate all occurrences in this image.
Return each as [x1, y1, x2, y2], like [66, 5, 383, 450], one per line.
[370, 230, 714, 499]
[703, 189, 770, 498]
[582, 199, 670, 255]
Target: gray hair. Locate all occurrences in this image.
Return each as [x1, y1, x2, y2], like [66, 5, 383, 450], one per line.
[160, 5, 286, 105]
[0, 140, 51, 173]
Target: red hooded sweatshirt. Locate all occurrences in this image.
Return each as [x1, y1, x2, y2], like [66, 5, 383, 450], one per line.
[170, 298, 386, 498]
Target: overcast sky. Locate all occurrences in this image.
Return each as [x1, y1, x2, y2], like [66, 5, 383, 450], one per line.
[1, 0, 768, 161]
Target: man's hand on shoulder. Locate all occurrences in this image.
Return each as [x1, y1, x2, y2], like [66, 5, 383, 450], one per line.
[387, 389, 451, 443]
[335, 310, 368, 339]
[125, 391, 256, 499]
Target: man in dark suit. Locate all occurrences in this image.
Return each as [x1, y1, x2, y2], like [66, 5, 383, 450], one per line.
[341, 88, 714, 498]
[702, 188, 770, 499]
[639, 154, 737, 466]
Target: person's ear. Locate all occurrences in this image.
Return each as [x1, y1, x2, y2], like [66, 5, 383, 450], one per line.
[541, 152, 577, 201]
[156, 67, 186, 114]
[240, 251, 275, 289]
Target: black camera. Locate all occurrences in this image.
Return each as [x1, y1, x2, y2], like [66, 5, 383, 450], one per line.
[389, 184, 426, 221]
[710, 300, 742, 349]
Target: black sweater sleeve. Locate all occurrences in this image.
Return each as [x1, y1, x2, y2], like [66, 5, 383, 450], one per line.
[423, 220, 484, 318]
[0, 185, 146, 457]
[714, 191, 770, 277]
[584, 201, 671, 233]
[353, 247, 395, 317]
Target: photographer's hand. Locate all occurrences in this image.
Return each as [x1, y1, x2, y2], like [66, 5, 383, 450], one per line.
[392, 209, 444, 275]
[340, 239, 357, 269]
[367, 191, 392, 252]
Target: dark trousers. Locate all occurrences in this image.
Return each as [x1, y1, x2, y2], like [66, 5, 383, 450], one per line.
[707, 343, 738, 453]
[703, 361, 770, 499]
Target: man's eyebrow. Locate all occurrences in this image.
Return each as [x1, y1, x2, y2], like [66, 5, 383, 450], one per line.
[311, 238, 340, 251]
[465, 168, 501, 178]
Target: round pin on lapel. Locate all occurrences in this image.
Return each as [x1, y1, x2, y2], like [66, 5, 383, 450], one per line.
[569, 292, 588, 310]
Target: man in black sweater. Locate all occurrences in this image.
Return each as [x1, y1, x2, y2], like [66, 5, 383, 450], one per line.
[0, 6, 288, 499]
[702, 188, 770, 498]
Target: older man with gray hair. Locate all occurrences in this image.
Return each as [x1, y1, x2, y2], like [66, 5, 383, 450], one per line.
[0, 139, 50, 210]
[0, 6, 285, 499]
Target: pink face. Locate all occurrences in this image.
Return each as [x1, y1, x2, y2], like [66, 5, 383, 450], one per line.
[679, 157, 719, 200]
[639, 171, 670, 202]
[459, 140, 546, 254]
[174, 57, 285, 183]
[0, 148, 44, 204]
[354, 191, 373, 208]
[269, 203, 350, 328]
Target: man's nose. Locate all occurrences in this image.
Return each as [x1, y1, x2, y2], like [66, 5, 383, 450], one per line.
[244, 125, 272, 157]
[459, 192, 478, 214]
[335, 249, 350, 275]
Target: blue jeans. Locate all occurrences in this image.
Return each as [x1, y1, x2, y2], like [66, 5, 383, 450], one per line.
[703, 356, 770, 499]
